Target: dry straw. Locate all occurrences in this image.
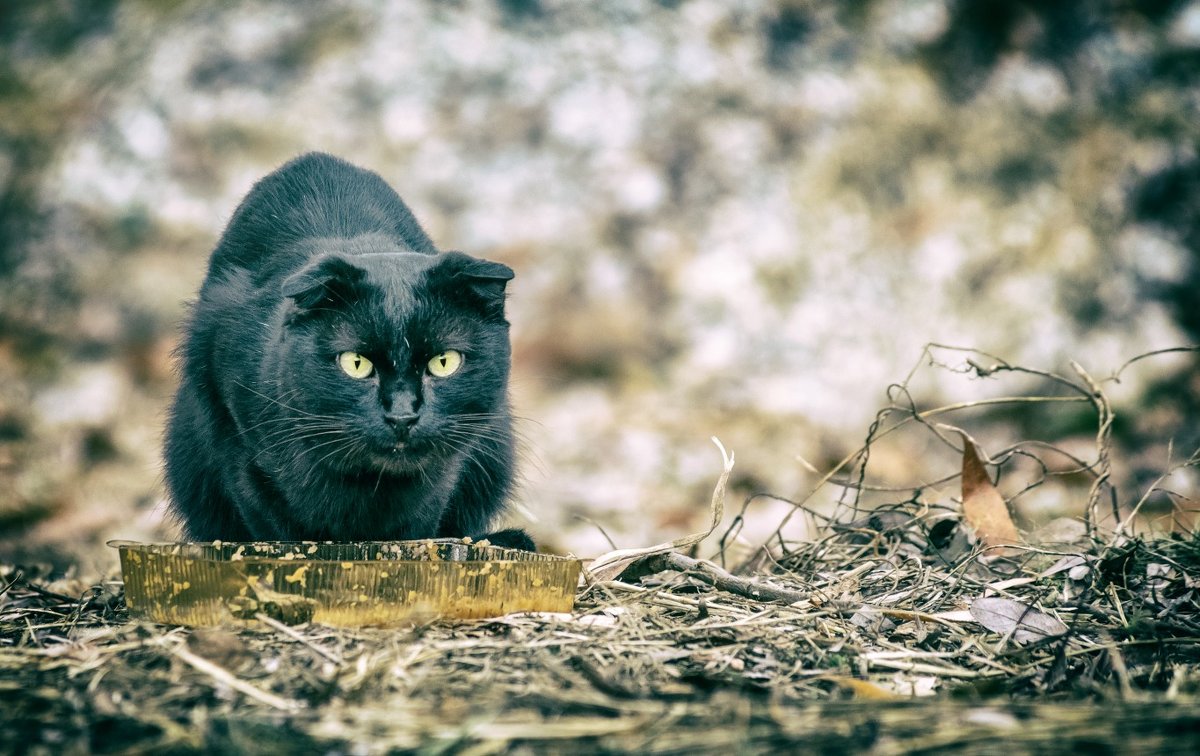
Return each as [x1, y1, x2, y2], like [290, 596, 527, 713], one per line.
[2, 346, 1198, 752]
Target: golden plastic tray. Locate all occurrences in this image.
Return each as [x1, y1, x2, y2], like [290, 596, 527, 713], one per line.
[110, 539, 581, 627]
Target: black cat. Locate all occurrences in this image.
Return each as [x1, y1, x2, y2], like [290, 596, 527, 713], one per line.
[164, 152, 531, 550]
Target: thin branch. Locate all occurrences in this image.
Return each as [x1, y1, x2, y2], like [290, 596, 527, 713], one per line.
[637, 551, 809, 605]
[170, 643, 304, 711]
[1106, 346, 1200, 383]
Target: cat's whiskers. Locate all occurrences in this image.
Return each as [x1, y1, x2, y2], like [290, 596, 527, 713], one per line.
[251, 420, 345, 447]
[253, 433, 346, 464]
[251, 418, 347, 446]
[331, 439, 371, 478]
[449, 414, 537, 469]
[252, 422, 352, 464]
[446, 441, 511, 477]
[413, 456, 434, 490]
[245, 386, 301, 417]
[232, 380, 333, 420]
[436, 426, 510, 492]
[310, 437, 362, 476]
[236, 390, 309, 435]
[440, 424, 511, 448]
[370, 458, 389, 499]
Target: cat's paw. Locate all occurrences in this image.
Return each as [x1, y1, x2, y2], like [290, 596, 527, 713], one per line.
[478, 528, 536, 552]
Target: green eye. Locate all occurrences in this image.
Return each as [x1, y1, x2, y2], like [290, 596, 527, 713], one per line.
[427, 350, 462, 378]
[338, 351, 374, 379]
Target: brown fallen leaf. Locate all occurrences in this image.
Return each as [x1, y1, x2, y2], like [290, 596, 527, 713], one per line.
[969, 596, 1067, 643]
[958, 432, 1021, 554]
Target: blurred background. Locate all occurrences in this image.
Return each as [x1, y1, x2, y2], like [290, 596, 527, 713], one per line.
[1, 0, 1197, 578]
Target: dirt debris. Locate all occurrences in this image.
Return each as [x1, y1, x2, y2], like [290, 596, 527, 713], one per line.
[2, 518, 1198, 753]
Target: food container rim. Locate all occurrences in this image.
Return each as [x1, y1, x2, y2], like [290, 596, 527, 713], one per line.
[106, 538, 581, 565]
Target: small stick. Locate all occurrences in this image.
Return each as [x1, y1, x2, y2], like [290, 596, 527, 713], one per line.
[255, 613, 343, 665]
[862, 657, 987, 679]
[172, 643, 302, 711]
[1106, 636, 1136, 701]
[641, 551, 809, 605]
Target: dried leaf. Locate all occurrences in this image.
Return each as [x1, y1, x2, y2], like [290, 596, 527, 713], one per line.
[959, 433, 1020, 552]
[1039, 555, 1089, 579]
[984, 577, 1037, 593]
[969, 596, 1067, 643]
[1068, 564, 1091, 581]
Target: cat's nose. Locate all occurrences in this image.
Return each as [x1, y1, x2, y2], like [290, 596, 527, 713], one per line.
[384, 412, 419, 438]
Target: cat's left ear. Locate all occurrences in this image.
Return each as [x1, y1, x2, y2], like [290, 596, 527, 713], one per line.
[432, 251, 514, 317]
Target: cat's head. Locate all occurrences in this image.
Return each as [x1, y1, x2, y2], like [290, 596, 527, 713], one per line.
[264, 238, 513, 475]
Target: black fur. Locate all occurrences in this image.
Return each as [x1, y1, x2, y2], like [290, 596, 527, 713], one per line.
[164, 152, 529, 547]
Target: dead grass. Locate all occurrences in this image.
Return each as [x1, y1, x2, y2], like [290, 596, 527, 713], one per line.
[3, 519, 1198, 753]
[2, 347, 1199, 753]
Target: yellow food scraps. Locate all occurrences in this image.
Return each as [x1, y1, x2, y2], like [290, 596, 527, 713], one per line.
[283, 565, 309, 587]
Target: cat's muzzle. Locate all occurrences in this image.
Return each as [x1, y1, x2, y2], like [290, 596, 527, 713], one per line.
[384, 412, 419, 444]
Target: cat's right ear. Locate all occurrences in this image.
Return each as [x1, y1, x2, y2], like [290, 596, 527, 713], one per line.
[281, 255, 365, 310]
